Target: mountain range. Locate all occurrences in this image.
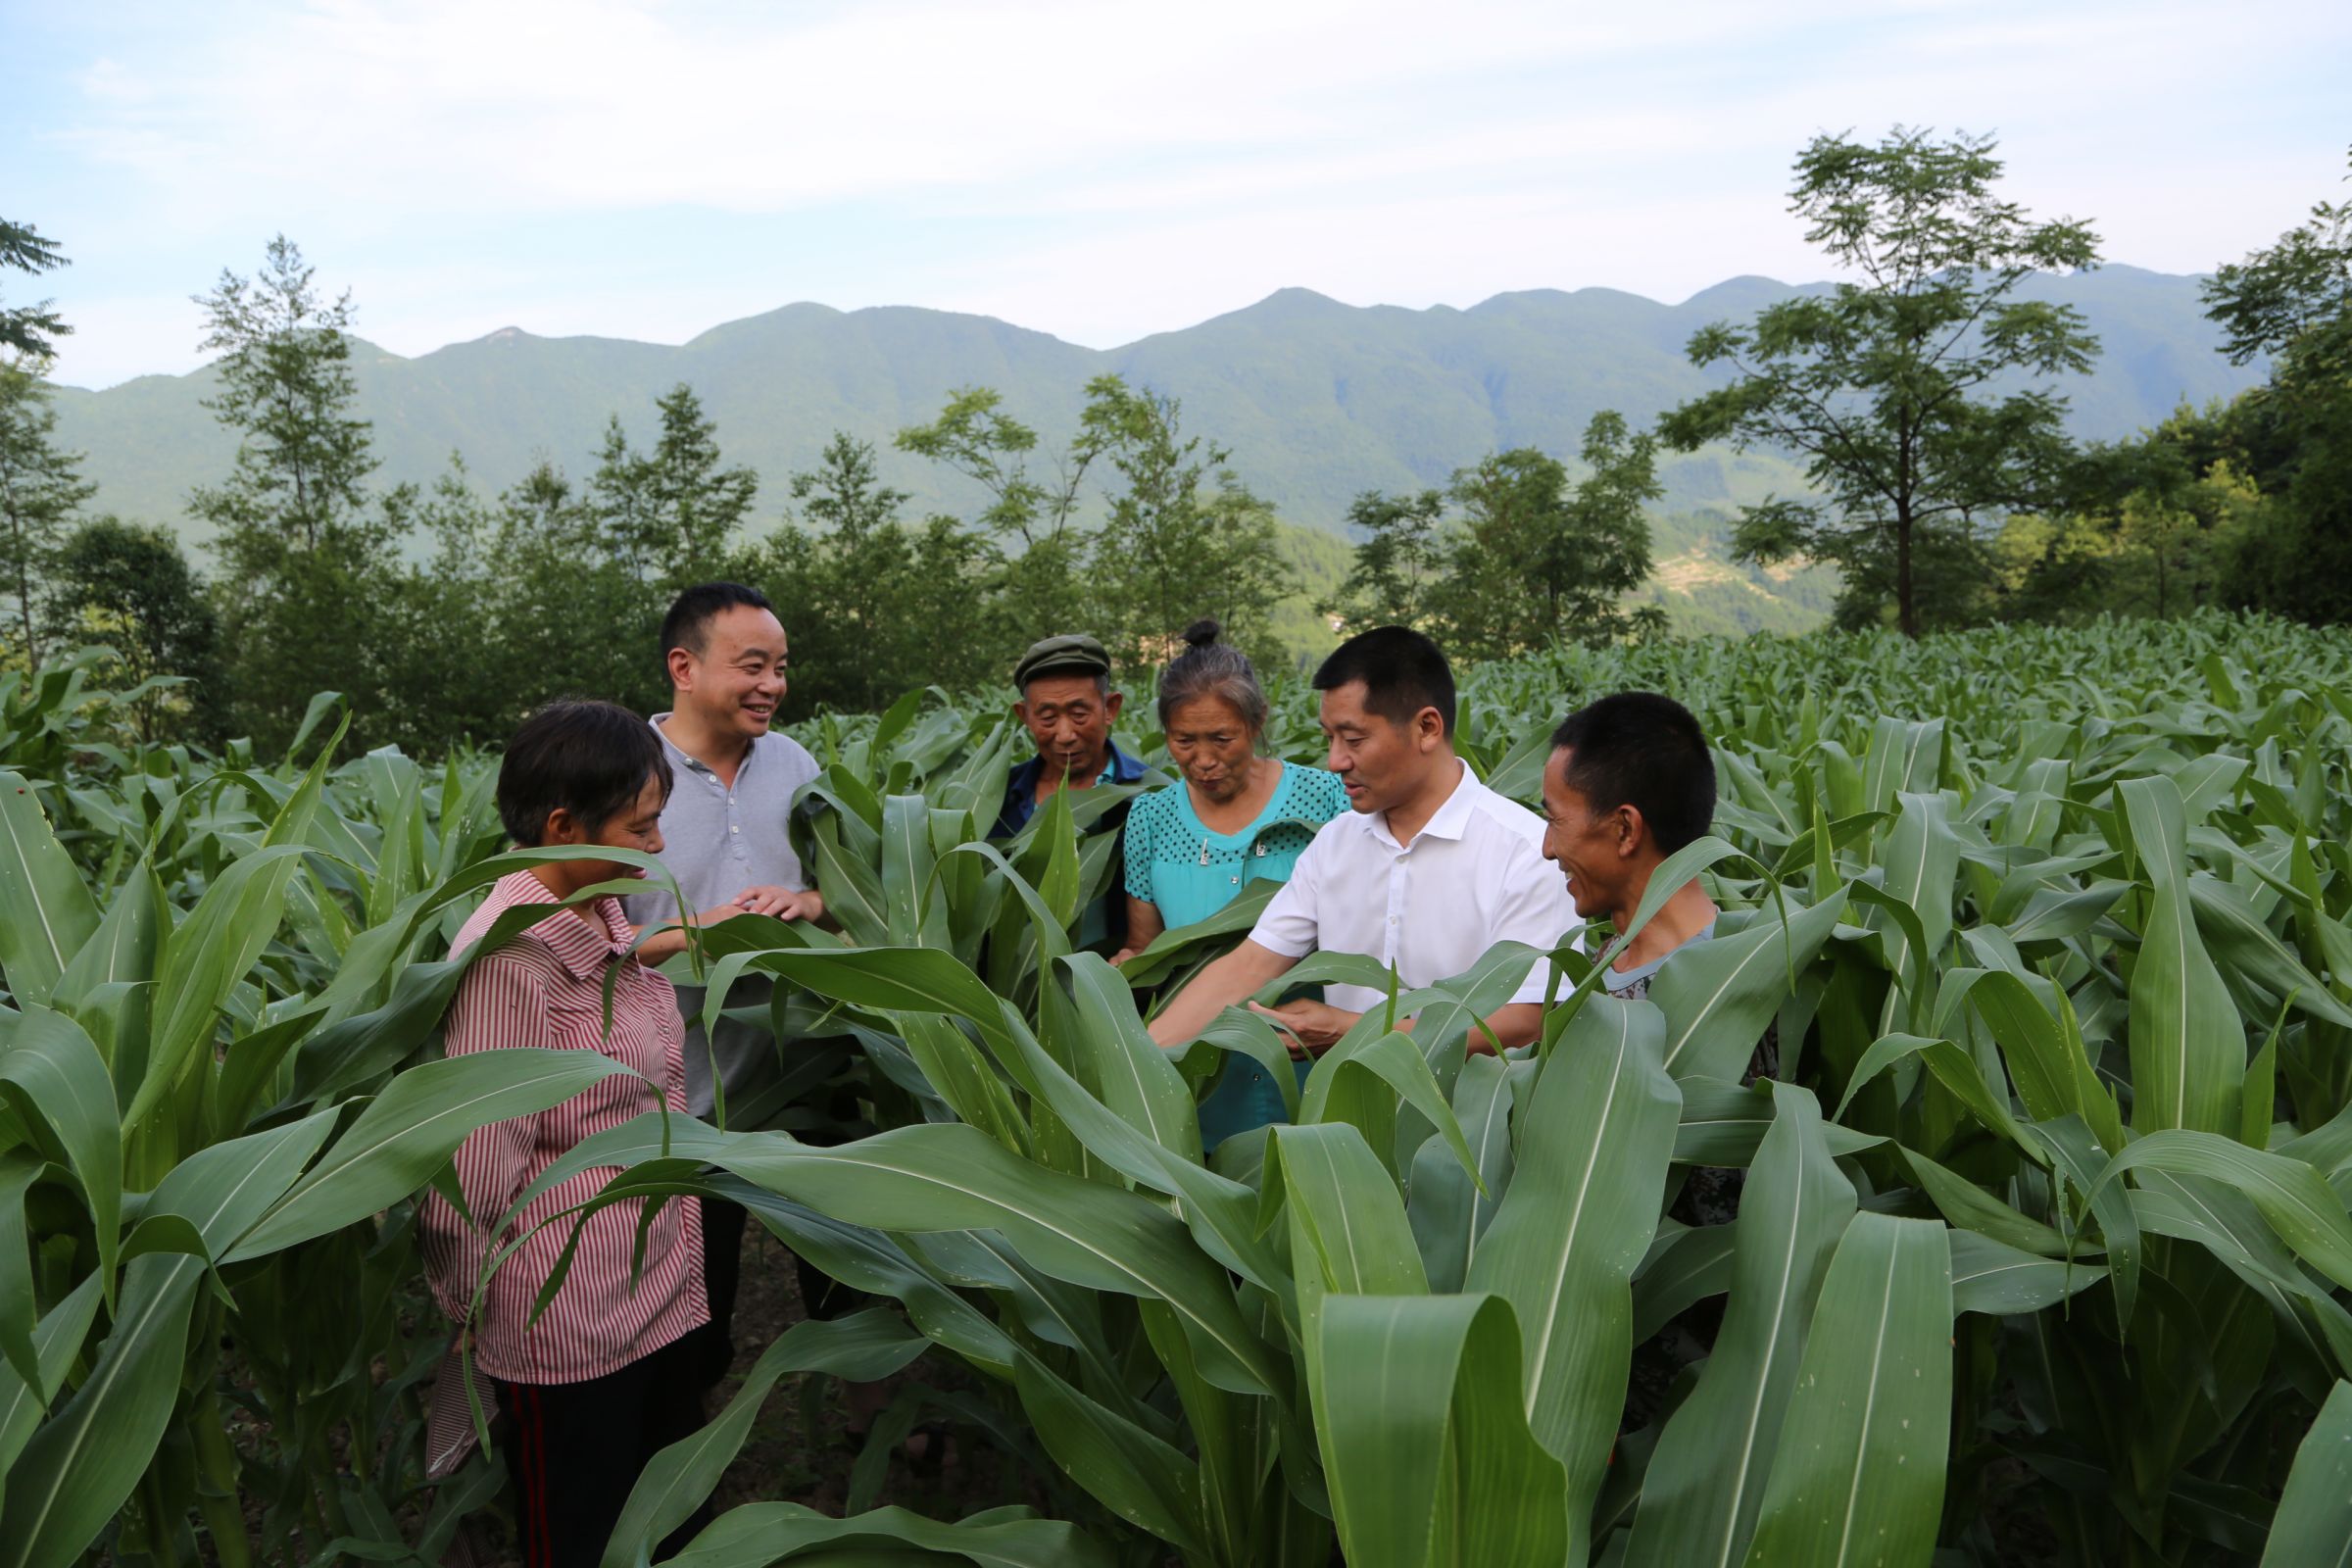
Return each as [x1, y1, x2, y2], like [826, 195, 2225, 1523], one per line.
[48, 266, 2262, 637]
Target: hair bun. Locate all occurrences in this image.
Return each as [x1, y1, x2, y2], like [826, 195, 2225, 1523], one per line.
[1181, 617, 1222, 649]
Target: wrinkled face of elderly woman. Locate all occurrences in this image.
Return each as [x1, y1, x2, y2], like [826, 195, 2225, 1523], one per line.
[1165, 693, 1259, 807]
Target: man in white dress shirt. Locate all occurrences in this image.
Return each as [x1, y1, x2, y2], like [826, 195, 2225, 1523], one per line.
[1146, 626, 1579, 1057]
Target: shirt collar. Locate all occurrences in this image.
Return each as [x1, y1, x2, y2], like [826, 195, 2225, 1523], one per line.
[650, 712, 755, 778]
[1007, 738, 1144, 794]
[496, 872, 632, 980]
[1365, 759, 1481, 850]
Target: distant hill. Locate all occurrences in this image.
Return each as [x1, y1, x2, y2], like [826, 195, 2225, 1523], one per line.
[49, 266, 2261, 639]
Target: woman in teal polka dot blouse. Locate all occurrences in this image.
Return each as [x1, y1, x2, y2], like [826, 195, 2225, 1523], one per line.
[1116, 619, 1349, 1150]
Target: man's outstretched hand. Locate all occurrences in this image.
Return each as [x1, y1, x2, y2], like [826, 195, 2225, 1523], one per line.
[1247, 998, 1361, 1060]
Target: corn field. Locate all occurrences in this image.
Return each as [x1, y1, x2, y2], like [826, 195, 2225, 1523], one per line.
[10, 611, 2352, 1565]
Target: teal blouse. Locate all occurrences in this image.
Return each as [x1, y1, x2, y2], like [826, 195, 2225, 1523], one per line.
[1124, 761, 1350, 1150]
[1123, 761, 1350, 925]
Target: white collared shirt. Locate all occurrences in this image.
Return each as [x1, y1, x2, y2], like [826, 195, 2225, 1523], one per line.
[1251, 760, 1582, 1014]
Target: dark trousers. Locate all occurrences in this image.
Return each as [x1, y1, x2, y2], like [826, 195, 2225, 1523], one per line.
[494, 1330, 708, 1568]
[694, 1196, 752, 1389]
[695, 1191, 863, 1392]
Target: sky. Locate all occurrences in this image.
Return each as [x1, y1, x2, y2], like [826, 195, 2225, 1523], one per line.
[6, 0, 2348, 390]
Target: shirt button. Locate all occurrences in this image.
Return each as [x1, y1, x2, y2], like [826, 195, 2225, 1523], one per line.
[730, 825, 740, 834]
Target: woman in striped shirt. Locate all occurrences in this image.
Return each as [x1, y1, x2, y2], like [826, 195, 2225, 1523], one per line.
[420, 701, 719, 1568]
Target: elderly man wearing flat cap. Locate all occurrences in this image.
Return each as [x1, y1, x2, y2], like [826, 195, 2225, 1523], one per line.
[994, 634, 1154, 948]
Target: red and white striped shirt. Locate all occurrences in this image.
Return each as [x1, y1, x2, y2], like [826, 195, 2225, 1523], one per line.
[419, 871, 707, 1385]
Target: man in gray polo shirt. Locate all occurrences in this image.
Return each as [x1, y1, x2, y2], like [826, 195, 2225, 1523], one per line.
[624, 581, 824, 1388]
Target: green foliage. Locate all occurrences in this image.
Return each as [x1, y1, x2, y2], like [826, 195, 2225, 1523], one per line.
[1661, 127, 2103, 636]
[0, 220, 69, 361]
[189, 236, 408, 752]
[589, 382, 762, 587]
[0, 360, 95, 664]
[1323, 415, 1665, 655]
[1074, 375, 1286, 664]
[44, 517, 224, 745]
[765, 432, 1007, 710]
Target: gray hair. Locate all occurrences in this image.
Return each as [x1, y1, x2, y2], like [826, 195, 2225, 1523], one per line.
[1156, 619, 1269, 734]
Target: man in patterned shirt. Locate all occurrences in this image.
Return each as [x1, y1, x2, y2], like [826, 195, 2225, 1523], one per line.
[1540, 691, 1720, 1001]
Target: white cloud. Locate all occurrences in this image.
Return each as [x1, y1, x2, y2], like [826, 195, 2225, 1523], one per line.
[23, 0, 2352, 385]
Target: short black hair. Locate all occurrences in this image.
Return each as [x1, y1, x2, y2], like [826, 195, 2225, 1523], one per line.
[497, 701, 674, 847]
[661, 581, 773, 662]
[1312, 625, 1455, 736]
[1549, 692, 1716, 855]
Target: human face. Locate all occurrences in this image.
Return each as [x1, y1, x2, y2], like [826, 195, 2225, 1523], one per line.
[1165, 694, 1259, 806]
[540, 772, 668, 897]
[670, 605, 789, 741]
[1317, 680, 1441, 815]
[1541, 747, 1636, 923]
[1016, 674, 1122, 781]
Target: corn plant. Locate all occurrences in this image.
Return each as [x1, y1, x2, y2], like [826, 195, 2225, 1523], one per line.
[542, 609, 2352, 1568]
[20, 610, 2352, 1566]
[0, 669, 719, 1566]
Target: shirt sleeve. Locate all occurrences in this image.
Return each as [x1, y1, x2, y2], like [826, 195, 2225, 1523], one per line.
[1251, 819, 1331, 957]
[1123, 791, 1157, 904]
[422, 947, 549, 1323]
[1489, 843, 1586, 1005]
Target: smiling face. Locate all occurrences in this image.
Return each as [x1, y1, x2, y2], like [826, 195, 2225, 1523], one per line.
[1016, 673, 1122, 781]
[1317, 680, 1445, 816]
[1165, 693, 1259, 806]
[1541, 746, 1641, 923]
[670, 604, 789, 742]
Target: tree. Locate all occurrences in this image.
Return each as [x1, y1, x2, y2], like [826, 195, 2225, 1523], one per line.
[2196, 150, 2352, 624]
[47, 517, 226, 743]
[1078, 374, 1284, 663]
[192, 236, 378, 556]
[1434, 416, 1663, 658]
[591, 384, 760, 587]
[0, 219, 70, 359]
[2203, 147, 2352, 372]
[376, 459, 513, 752]
[487, 461, 662, 712]
[1660, 128, 2102, 636]
[1319, 488, 1447, 633]
[787, 432, 914, 646]
[766, 432, 1006, 711]
[190, 236, 411, 748]
[0, 357, 95, 662]
[896, 387, 1096, 640]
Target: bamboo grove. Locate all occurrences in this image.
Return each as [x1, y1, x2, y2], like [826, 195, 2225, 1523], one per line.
[9, 609, 2352, 1564]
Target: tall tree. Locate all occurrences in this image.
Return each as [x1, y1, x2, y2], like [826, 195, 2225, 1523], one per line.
[1318, 488, 1447, 634]
[590, 383, 760, 587]
[0, 357, 96, 662]
[2201, 147, 2352, 622]
[1660, 128, 2102, 636]
[896, 386, 1096, 640]
[489, 460, 662, 710]
[0, 219, 70, 359]
[787, 432, 913, 646]
[1435, 416, 1663, 658]
[190, 236, 409, 748]
[1079, 374, 1284, 662]
[47, 516, 226, 743]
[767, 432, 1005, 711]
[2202, 147, 2352, 372]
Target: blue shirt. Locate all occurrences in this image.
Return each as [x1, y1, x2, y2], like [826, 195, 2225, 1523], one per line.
[993, 740, 1152, 839]
[1122, 762, 1351, 926]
